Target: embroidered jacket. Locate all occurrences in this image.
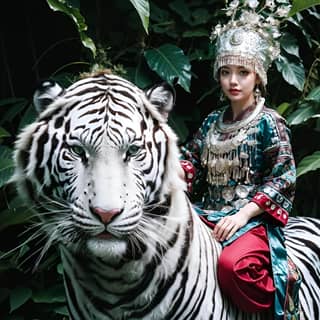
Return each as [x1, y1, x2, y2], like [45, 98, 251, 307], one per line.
[180, 103, 296, 227]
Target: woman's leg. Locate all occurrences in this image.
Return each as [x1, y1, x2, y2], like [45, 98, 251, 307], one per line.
[217, 225, 275, 313]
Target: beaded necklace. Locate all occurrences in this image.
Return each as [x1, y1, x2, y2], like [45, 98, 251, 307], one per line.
[201, 97, 264, 186]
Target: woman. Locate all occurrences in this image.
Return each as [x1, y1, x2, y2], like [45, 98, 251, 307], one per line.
[180, 2, 300, 319]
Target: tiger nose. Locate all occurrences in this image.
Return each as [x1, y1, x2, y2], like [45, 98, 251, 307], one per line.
[91, 207, 121, 224]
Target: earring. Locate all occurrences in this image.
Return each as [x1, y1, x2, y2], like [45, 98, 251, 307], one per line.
[220, 90, 226, 102]
[254, 86, 261, 103]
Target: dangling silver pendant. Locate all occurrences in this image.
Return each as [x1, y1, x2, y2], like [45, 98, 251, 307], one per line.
[221, 186, 235, 202]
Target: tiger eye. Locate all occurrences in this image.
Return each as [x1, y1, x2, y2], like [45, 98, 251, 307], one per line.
[127, 145, 140, 156]
[70, 146, 88, 165]
[70, 145, 86, 157]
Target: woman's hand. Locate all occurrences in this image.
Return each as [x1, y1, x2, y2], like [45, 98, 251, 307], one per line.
[213, 211, 249, 241]
[213, 202, 263, 242]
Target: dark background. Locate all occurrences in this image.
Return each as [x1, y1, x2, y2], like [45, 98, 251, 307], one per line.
[1, 1, 82, 100]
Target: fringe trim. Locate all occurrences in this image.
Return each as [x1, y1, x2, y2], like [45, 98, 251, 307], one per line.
[214, 54, 267, 85]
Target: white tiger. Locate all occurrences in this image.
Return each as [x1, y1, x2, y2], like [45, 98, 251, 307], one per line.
[12, 71, 320, 319]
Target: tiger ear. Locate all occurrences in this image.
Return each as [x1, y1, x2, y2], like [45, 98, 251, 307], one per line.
[145, 82, 176, 121]
[33, 80, 65, 113]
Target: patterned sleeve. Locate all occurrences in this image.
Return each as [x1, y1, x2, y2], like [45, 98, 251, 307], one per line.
[251, 111, 296, 227]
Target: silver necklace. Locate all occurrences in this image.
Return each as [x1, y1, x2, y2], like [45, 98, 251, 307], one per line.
[216, 97, 265, 133]
[201, 97, 264, 186]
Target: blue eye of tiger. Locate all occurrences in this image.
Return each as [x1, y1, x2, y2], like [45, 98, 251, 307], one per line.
[127, 145, 140, 156]
[70, 145, 86, 158]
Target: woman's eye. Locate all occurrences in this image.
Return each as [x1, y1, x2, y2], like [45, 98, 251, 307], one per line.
[239, 70, 249, 76]
[220, 69, 229, 76]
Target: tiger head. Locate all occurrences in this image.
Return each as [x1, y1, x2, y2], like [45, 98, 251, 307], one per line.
[12, 72, 186, 259]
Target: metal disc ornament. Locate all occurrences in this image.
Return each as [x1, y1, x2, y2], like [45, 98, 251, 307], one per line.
[221, 186, 235, 202]
[235, 184, 250, 199]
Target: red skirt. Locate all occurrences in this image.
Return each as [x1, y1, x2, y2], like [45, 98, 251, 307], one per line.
[203, 217, 275, 313]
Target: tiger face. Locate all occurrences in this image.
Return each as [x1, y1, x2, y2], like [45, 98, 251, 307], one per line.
[13, 72, 184, 258]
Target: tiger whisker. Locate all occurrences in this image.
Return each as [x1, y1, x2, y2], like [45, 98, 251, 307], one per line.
[18, 211, 71, 234]
[144, 211, 184, 224]
[0, 228, 45, 260]
[142, 213, 181, 235]
[29, 197, 69, 211]
[12, 211, 76, 271]
[32, 229, 61, 272]
[127, 235, 141, 259]
[143, 202, 170, 211]
[17, 238, 48, 271]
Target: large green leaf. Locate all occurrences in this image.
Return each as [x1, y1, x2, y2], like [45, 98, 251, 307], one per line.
[0, 146, 14, 188]
[276, 102, 291, 116]
[129, 0, 150, 34]
[0, 127, 10, 139]
[275, 56, 305, 91]
[286, 105, 316, 125]
[32, 284, 66, 303]
[46, 0, 96, 57]
[289, 0, 320, 16]
[9, 286, 32, 312]
[0, 204, 33, 232]
[125, 66, 153, 89]
[280, 33, 300, 58]
[297, 151, 320, 177]
[0, 98, 29, 125]
[144, 44, 191, 92]
[18, 103, 37, 129]
[54, 305, 69, 315]
[305, 86, 320, 102]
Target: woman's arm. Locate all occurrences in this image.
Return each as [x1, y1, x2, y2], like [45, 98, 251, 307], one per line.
[213, 202, 263, 241]
[251, 112, 296, 227]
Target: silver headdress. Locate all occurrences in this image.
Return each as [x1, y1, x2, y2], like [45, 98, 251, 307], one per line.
[211, 0, 291, 86]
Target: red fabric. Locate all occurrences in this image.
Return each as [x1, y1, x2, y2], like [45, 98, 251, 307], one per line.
[217, 225, 275, 313]
[252, 192, 288, 226]
[180, 160, 196, 193]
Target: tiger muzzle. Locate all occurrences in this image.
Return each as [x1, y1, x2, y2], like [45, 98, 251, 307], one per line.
[90, 207, 122, 224]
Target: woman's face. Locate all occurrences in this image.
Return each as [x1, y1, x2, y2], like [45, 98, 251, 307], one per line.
[219, 65, 259, 107]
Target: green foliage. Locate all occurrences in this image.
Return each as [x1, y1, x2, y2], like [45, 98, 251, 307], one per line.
[9, 287, 32, 313]
[297, 151, 320, 177]
[285, 85, 320, 125]
[289, 0, 320, 16]
[46, 0, 96, 57]
[0, 146, 14, 189]
[144, 44, 192, 91]
[284, 84, 320, 193]
[129, 0, 150, 34]
[275, 55, 305, 92]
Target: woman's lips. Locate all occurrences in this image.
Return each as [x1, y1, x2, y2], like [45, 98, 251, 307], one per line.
[229, 89, 241, 95]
